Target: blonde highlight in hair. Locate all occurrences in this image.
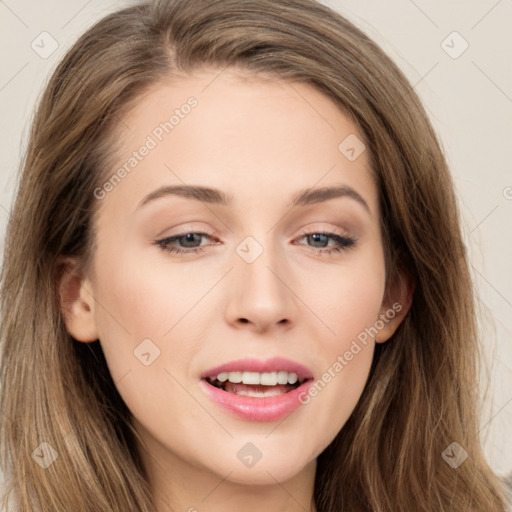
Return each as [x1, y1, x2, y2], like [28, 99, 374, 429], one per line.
[0, 0, 509, 510]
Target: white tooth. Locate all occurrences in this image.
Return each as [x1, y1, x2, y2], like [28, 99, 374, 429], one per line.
[241, 371, 260, 385]
[220, 370, 301, 386]
[287, 372, 298, 385]
[260, 372, 278, 386]
[228, 371, 242, 383]
[235, 388, 286, 397]
[277, 371, 288, 385]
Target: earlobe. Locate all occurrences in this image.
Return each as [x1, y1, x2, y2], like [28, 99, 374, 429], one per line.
[56, 256, 99, 343]
[375, 267, 414, 344]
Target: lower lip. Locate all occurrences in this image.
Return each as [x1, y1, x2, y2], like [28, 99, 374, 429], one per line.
[200, 379, 313, 422]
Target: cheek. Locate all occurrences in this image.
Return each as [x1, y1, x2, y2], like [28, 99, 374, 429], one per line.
[89, 250, 170, 381]
[298, 247, 385, 441]
[299, 300, 379, 453]
[90, 247, 213, 400]
[308, 243, 386, 344]
[90, 253, 200, 434]
[93, 246, 201, 342]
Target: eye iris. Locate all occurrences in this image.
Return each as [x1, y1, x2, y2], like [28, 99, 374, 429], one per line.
[180, 233, 201, 247]
[309, 234, 328, 247]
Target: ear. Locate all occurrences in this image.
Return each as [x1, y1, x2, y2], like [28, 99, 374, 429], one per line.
[55, 256, 99, 343]
[375, 266, 414, 344]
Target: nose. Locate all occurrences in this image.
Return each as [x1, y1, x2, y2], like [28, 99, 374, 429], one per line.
[224, 238, 298, 334]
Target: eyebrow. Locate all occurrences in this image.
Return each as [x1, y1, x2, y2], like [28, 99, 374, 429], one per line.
[136, 184, 370, 214]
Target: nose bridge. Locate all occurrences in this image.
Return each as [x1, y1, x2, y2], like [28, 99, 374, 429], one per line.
[227, 228, 295, 327]
[235, 231, 284, 295]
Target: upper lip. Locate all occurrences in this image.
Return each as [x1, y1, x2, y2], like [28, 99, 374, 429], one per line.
[201, 357, 314, 380]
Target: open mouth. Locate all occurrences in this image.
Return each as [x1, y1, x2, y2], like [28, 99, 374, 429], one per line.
[204, 371, 309, 398]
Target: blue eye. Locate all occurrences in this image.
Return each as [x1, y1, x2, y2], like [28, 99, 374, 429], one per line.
[155, 230, 357, 255]
[296, 231, 357, 253]
[155, 231, 215, 255]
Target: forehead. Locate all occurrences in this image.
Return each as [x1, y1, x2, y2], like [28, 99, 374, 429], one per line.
[96, 67, 377, 219]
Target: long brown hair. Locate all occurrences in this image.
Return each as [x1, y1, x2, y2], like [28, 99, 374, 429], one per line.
[0, 0, 509, 510]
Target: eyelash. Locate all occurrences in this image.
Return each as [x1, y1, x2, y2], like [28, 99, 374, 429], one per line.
[154, 229, 357, 256]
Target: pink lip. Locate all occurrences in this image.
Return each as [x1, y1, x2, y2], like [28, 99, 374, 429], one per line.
[201, 357, 314, 380]
[200, 357, 314, 422]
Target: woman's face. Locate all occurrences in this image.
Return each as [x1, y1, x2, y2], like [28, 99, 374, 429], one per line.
[63, 68, 406, 488]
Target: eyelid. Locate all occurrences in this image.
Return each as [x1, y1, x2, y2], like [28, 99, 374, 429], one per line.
[154, 222, 358, 258]
[155, 222, 216, 238]
[296, 224, 352, 238]
[160, 222, 353, 242]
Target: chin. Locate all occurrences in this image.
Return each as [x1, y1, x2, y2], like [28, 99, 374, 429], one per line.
[203, 448, 316, 485]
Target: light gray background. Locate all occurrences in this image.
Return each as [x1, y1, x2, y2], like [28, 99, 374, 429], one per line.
[0, 0, 511, 479]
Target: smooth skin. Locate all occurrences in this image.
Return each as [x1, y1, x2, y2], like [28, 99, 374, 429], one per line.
[58, 67, 412, 512]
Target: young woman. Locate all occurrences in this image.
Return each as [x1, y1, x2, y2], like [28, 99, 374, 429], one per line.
[0, 0, 509, 510]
